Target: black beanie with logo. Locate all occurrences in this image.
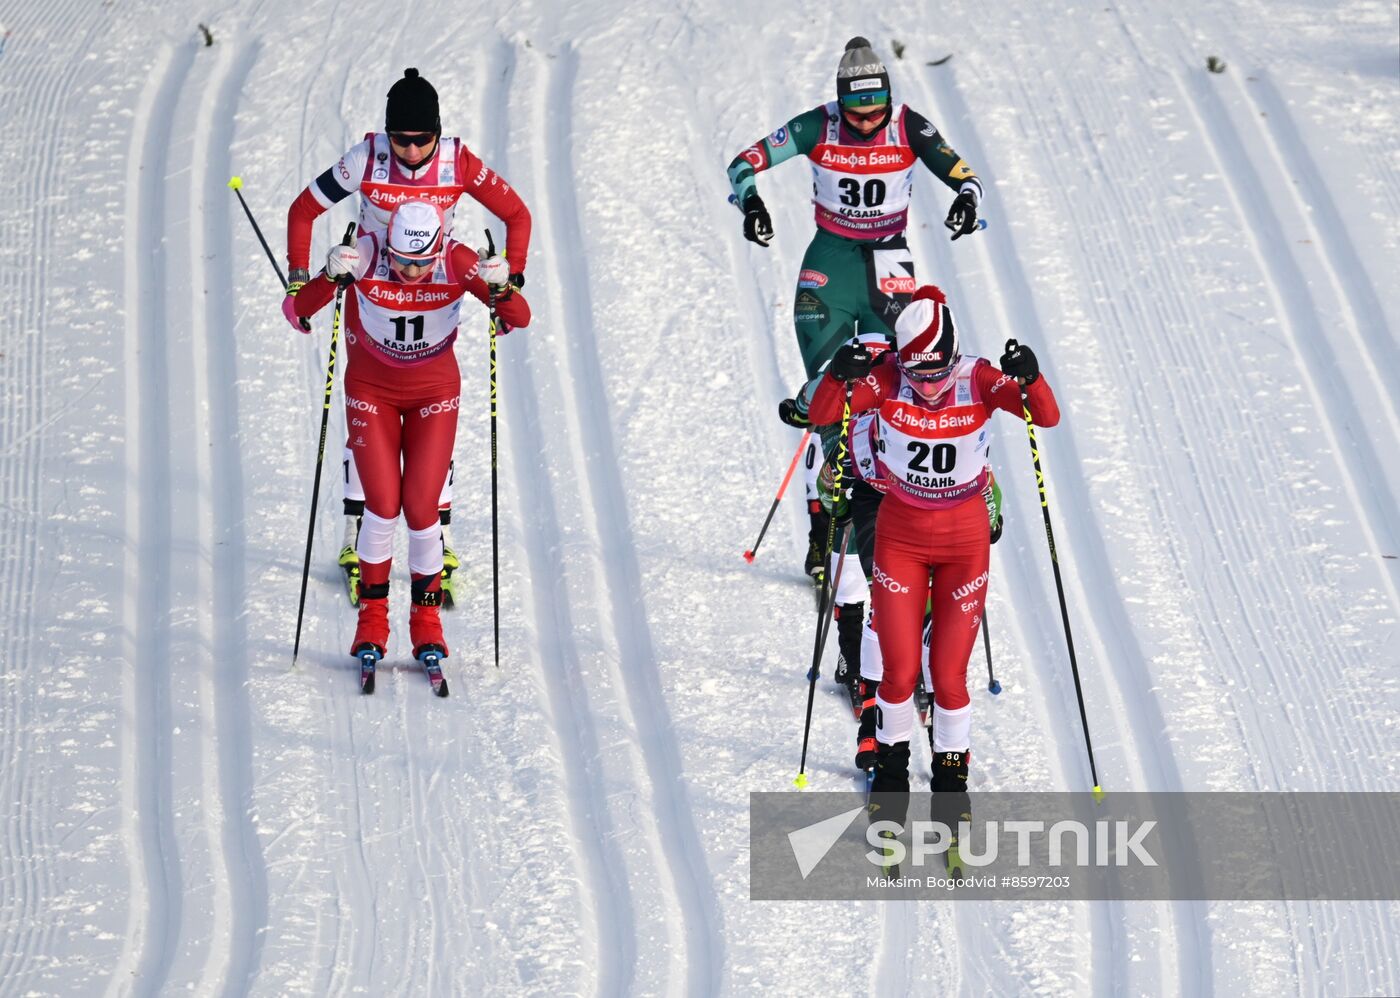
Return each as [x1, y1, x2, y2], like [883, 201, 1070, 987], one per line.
[385, 68, 441, 134]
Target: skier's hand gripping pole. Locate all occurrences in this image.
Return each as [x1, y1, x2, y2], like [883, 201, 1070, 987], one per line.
[291, 222, 357, 668]
[1008, 338, 1103, 801]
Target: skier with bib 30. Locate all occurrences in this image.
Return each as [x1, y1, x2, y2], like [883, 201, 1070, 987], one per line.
[808, 285, 1056, 869]
[282, 68, 532, 606]
[727, 36, 983, 586]
[289, 200, 531, 692]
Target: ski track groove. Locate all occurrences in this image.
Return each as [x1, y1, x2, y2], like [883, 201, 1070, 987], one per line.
[922, 57, 1216, 996]
[900, 57, 1117, 996]
[538, 42, 725, 997]
[1177, 70, 1400, 616]
[1170, 60, 1400, 996]
[498, 38, 637, 998]
[188, 35, 271, 997]
[113, 39, 197, 998]
[0, 0, 106, 988]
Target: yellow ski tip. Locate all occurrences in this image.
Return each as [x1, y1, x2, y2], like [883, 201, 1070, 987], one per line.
[793, 772, 809, 790]
[227, 176, 243, 190]
[1092, 785, 1106, 804]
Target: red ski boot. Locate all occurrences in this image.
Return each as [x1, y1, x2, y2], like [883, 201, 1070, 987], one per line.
[351, 587, 390, 656]
[410, 576, 449, 697]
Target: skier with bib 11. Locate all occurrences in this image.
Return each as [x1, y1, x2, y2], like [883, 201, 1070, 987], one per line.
[808, 284, 1057, 871]
[282, 68, 532, 606]
[288, 200, 531, 691]
[727, 36, 984, 590]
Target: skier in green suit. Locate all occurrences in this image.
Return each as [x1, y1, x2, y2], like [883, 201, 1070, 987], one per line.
[728, 36, 984, 582]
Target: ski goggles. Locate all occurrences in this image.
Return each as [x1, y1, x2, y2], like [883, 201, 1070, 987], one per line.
[388, 249, 434, 268]
[843, 106, 889, 126]
[900, 361, 956, 384]
[840, 90, 889, 109]
[388, 131, 436, 148]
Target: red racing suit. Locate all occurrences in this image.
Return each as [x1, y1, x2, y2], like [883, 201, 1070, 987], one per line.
[286, 132, 531, 274]
[293, 237, 530, 592]
[810, 352, 1059, 751]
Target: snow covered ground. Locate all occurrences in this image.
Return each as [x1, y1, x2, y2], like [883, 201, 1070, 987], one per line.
[1, 0, 1397, 994]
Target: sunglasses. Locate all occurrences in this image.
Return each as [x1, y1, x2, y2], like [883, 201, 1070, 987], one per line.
[900, 362, 955, 384]
[389, 132, 436, 148]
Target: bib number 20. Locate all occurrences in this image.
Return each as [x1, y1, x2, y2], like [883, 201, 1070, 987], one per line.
[908, 441, 955, 474]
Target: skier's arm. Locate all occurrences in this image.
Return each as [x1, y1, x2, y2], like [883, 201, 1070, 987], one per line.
[903, 108, 983, 204]
[977, 356, 1060, 427]
[725, 106, 825, 206]
[460, 146, 531, 277]
[807, 356, 896, 424]
[291, 235, 373, 320]
[451, 244, 532, 331]
[286, 141, 371, 274]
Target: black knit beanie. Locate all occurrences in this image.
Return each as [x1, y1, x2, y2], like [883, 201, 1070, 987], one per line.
[385, 68, 441, 133]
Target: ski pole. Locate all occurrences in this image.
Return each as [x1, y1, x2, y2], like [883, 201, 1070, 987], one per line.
[795, 372, 855, 788]
[744, 430, 811, 562]
[485, 230, 502, 670]
[1011, 342, 1101, 800]
[291, 222, 357, 668]
[982, 602, 1001, 695]
[227, 176, 310, 330]
[795, 519, 852, 789]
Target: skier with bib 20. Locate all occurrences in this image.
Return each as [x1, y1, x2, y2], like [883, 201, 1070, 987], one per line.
[808, 284, 1056, 870]
[727, 36, 984, 586]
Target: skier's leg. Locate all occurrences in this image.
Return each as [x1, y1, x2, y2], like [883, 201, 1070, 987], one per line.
[401, 386, 459, 657]
[339, 443, 367, 581]
[347, 386, 403, 655]
[924, 502, 990, 872]
[858, 237, 915, 341]
[869, 503, 933, 798]
[794, 231, 860, 581]
[850, 481, 883, 767]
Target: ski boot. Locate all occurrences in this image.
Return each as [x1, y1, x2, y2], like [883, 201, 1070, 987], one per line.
[930, 743, 972, 878]
[410, 576, 449, 697]
[339, 513, 362, 606]
[833, 601, 864, 717]
[805, 503, 830, 596]
[439, 515, 459, 610]
[867, 739, 911, 875]
[854, 679, 879, 772]
[351, 582, 389, 695]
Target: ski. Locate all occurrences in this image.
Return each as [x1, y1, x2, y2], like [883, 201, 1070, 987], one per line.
[416, 647, 450, 698]
[358, 649, 379, 695]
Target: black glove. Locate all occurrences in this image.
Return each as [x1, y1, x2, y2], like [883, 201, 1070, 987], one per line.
[778, 398, 811, 428]
[989, 514, 1004, 545]
[1000, 339, 1039, 385]
[742, 193, 773, 247]
[508, 271, 525, 290]
[944, 189, 979, 241]
[828, 342, 874, 382]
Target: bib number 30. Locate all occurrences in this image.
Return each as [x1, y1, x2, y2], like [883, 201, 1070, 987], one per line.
[838, 177, 887, 207]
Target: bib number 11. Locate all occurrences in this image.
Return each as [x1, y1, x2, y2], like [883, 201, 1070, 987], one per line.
[391, 315, 425, 343]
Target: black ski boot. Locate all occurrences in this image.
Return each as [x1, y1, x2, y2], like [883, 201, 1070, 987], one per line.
[867, 739, 911, 873]
[833, 601, 864, 716]
[854, 679, 879, 771]
[805, 503, 830, 586]
[929, 742, 971, 877]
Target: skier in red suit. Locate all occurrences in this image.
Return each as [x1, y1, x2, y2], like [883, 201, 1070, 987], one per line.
[291, 201, 531, 663]
[809, 284, 1059, 843]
